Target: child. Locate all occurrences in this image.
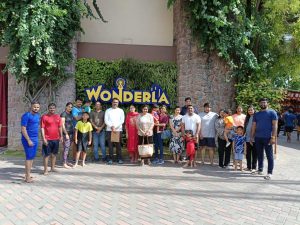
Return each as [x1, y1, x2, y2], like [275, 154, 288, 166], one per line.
[232, 126, 246, 171]
[74, 112, 93, 167]
[83, 100, 92, 113]
[184, 130, 197, 168]
[224, 110, 234, 147]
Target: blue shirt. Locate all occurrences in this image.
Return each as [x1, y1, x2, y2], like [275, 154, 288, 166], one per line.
[21, 112, 40, 138]
[284, 112, 296, 127]
[297, 114, 300, 126]
[253, 109, 278, 138]
[72, 106, 83, 127]
[233, 134, 246, 154]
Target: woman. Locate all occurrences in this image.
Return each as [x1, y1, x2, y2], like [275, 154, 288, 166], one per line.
[215, 109, 228, 168]
[125, 105, 139, 163]
[153, 105, 169, 165]
[244, 105, 257, 173]
[169, 106, 183, 163]
[136, 105, 154, 166]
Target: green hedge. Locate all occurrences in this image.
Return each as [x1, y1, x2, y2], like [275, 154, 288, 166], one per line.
[75, 58, 178, 109]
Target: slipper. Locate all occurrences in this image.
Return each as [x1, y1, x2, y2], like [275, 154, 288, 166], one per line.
[24, 178, 34, 183]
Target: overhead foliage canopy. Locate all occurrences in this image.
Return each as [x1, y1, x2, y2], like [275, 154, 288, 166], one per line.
[0, 0, 106, 103]
[168, 0, 300, 109]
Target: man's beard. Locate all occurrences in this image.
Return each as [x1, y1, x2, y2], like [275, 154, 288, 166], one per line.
[260, 105, 267, 110]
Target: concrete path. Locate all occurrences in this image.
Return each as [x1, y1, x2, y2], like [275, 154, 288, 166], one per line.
[0, 134, 299, 225]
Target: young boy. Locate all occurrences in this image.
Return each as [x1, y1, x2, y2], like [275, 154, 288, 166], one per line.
[232, 126, 246, 171]
[83, 100, 92, 113]
[224, 110, 234, 147]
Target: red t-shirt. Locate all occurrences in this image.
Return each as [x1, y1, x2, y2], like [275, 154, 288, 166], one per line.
[41, 114, 62, 140]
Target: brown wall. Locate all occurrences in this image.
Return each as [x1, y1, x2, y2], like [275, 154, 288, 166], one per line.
[0, 47, 8, 63]
[78, 42, 176, 62]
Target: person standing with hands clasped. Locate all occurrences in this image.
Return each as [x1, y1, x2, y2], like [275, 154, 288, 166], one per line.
[105, 98, 125, 165]
[251, 98, 278, 180]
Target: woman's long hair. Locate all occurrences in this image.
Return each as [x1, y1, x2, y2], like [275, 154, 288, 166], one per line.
[244, 105, 255, 128]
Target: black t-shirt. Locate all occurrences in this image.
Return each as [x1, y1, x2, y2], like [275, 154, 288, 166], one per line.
[60, 111, 74, 134]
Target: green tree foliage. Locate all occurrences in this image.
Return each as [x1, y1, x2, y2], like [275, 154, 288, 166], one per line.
[75, 58, 178, 108]
[0, 0, 105, 103]
[168, 0, 300, 109]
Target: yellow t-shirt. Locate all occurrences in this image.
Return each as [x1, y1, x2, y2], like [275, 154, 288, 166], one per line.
[224, 116, 234, 128]
[75, 121, 93, 133]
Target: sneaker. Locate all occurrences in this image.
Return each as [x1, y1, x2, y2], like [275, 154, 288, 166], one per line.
[258, 171, 263, 175]
[225, 166, 230, 169]
[264, 174, 272, 180]
[226, 142, 231, 147]
[107, 160, 113, 165]
[157, 159, 164, 165]
[251, 169, 256, 174]
[118, 160, 124, 164]
[152, 158, 159, 164]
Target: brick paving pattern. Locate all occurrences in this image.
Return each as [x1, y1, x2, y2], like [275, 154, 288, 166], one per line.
[0, 134, 299, 225]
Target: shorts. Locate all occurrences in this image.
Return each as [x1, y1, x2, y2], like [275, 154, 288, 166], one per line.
[42, 140, 59, 157]
[234, 152, 244, 161]
[22, 137, 39, 160]
[285, 126, 294, 133]
[77, 141, 89, 152]
[199, 138, 216, 148]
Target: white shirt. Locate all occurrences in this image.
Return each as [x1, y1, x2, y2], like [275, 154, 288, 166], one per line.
[104, 107, 125, 131]
[199, 111, 218, 138]
[182, 113, 201, 135]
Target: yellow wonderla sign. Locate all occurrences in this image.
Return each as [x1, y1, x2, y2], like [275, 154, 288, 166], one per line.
[85, 78, 170, 106]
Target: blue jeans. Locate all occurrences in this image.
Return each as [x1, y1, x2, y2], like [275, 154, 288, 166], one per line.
[153, 132, 163, 160]
[255, 137, 274, 174]
[93, 130, 106, 160]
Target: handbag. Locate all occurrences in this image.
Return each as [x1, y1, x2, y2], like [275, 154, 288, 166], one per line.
[138, 137, 153, 157]
[161, 129, 171, 140]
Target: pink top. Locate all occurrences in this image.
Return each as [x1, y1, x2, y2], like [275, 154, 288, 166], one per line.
[232, 113, 246, 127]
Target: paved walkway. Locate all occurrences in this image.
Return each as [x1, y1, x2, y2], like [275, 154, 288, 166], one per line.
[0, 134, 299, 225]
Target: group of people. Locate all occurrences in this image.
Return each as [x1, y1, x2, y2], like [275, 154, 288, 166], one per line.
[21, 96, 282, 183]
[278, 107, 300, 143]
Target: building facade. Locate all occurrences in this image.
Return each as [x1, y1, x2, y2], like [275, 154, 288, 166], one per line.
[0, 0, 235, 149]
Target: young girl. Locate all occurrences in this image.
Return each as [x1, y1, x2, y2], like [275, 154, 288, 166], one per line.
[74, 112, 93, 167]
[185, 130, 197, 168]
[232, 126, 246, 171]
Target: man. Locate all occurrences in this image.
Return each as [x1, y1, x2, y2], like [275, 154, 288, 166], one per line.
[251, 98, 278, 180]
[104, 98, 125, 164]
[180, 97, 199, 115]
[60, 102, 74, 168]
[21, 101, 41, 183]
[90, 101, 106, 162]
[232, 105, 246, 127]
[41, 103, 63, 174]
[71, 97, 83, 160]
[181, 105, 201, 167]
[283, 107, 296, 143]
[199, 103, 218, 165]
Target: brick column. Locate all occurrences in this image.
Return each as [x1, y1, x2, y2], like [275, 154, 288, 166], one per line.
[173, 0, 235, 112]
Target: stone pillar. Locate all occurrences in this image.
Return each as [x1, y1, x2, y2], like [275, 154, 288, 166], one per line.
[7, 37, 77, 149]
[173, 0, 235, 112]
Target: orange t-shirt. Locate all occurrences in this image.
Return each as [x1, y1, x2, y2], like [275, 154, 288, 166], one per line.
[224, 116, 234, 128]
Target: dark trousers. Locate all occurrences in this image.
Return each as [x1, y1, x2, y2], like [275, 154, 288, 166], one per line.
[153, 132, 163, 160]
[218, 138, 231, 167]
[255, 137, 274, 174]
[107, 131, 122, 161]
[246, 142, 257, 170]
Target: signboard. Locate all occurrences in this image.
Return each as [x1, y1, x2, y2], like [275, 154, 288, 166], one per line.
[85, 77, 170, 106]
